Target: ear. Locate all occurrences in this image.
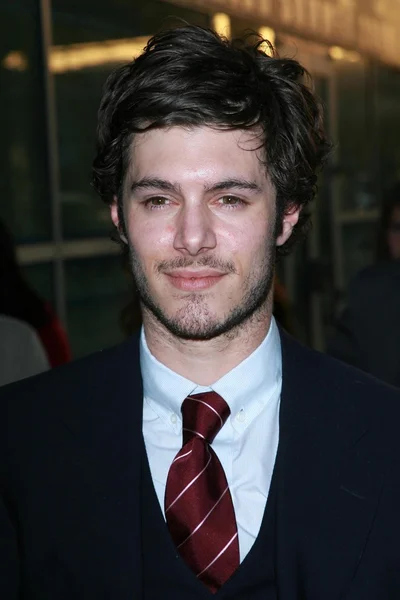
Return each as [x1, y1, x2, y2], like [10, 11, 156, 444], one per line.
[110, 197, 128, 244]
[276, 204, 301, 247]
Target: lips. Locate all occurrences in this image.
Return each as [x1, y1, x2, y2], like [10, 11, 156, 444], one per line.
[166, 270, 225, 279]
[165, 270, 226, 291]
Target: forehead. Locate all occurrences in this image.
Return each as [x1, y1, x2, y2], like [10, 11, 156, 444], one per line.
[127, 126, 268, 183]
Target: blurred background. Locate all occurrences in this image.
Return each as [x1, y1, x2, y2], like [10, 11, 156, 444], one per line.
[1, 0, 400, 360]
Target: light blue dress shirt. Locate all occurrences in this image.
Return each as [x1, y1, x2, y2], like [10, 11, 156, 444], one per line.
[141, 317, 282, 562]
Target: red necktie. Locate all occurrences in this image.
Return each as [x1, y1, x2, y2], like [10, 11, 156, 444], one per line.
[165, 392, 239, 593]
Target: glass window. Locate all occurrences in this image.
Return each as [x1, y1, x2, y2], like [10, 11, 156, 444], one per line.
[0, 0, 51, 242]
[23, 261, 55, 307]
[331, 58, 379, 295]
[341, 222, 377, 285]
[51, 0, 209, 239]
[375, 64, 400, 186]
[333, 58, 378, 213]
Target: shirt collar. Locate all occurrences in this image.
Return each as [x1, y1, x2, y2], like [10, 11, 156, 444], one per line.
[140, 317, 282, 435]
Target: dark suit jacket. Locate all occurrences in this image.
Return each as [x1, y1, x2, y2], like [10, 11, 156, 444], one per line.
[1, 330, 400, 599]
[328, 261, 400, 387]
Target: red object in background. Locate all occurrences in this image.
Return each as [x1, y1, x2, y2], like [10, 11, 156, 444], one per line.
[36, 303, 71, 367]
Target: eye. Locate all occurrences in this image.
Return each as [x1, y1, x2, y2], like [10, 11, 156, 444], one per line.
[144, 196, 170, 210]
[218, 195, 245, 209]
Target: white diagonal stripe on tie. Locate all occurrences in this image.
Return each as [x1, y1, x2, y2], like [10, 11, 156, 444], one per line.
[183, 427, 206, 440]
[196, 532, 239, 578]
[187, 397, 223, 427]
[165, 451, 212, 513]
[172, 449, 192, 463]
[177, 486, 229, 549]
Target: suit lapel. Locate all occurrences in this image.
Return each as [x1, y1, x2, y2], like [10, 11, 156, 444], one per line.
[56, 334, 144, 598]
[276, 330, 384, 600]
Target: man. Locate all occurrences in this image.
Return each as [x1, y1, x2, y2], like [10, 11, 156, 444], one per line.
[328, 260, 400, 387]
[1, 25, 400, 600]
[328, 183, 400, 387]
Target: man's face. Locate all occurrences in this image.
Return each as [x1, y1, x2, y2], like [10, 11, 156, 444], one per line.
[111, 126, 298, 340]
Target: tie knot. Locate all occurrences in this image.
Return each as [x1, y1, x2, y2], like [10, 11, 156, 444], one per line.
[181, 391, 230, 444]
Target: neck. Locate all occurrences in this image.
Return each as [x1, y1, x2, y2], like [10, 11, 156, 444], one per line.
[142, 300, 273, 386]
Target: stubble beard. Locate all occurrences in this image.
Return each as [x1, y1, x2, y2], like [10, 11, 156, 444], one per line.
[128, 243, 276, 342]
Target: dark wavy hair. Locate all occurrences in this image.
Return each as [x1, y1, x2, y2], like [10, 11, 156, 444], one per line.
[92, 25, 331, 255]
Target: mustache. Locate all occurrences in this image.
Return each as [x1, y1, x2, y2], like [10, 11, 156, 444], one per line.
[156, 256, 237, 274]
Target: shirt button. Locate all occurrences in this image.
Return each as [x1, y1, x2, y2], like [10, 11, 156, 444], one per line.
[236, 410, 246, 423]
[170, 413, 177, 424]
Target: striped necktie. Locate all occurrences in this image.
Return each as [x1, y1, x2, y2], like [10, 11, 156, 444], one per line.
[165, 391, 239, 593]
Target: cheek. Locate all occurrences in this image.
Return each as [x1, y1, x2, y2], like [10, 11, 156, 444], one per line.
[225, 212, 268, 247]
[222, 229, 242, 253]
[222, 222, 271, 273]
[128, 218, 175, 262]
[234, 215, 271, 251]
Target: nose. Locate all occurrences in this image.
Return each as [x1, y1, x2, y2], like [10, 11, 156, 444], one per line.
[173, 204, 217, 256]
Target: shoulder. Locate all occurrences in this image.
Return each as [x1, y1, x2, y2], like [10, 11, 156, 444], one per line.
[0, 332, 141, 420]
[349, 261, 400, 292]
[342, 263, 400, 322]
[280, 329, 400, 419]
[0, 333, 143, 476]
[0, 314, 37, 339]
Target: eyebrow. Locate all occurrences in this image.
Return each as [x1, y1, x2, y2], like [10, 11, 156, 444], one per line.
[130, 178, 181, 194]
[130, 177, 263, 194]
[206, 179, 263, 194]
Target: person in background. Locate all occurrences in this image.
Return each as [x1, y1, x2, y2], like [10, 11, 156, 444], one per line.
[328, 182, 400, 386]
[376, 180, 400, 262]
[0, 218, 71, 367]
[1, 25, 400, 600]
[0, 314, 49, 386]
